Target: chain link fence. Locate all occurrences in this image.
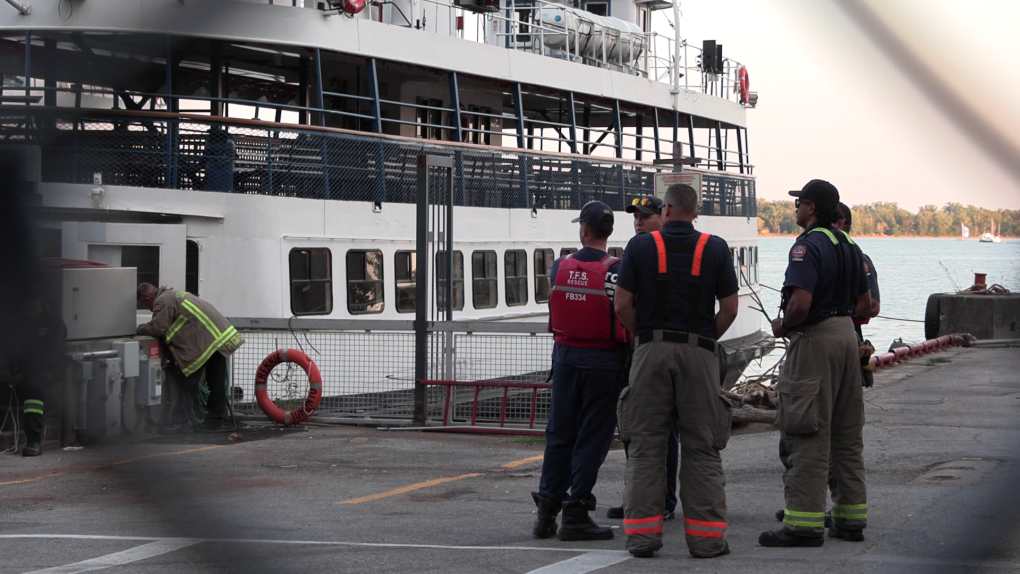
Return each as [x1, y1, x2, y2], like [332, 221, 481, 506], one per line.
[228, 319, 554, 428]
[2, 109, 756, 216]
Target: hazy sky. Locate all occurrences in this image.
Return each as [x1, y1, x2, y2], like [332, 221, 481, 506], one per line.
[662, 0, 1020, 212]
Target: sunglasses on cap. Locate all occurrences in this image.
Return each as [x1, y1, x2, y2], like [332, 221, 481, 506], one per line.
[631, 197, 654, 206]
[795, 199, 813, 209]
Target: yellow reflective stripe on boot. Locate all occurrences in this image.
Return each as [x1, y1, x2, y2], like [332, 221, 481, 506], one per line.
[181, 326, 238, 377]
[832, 503, 868, 520]
[166, 315, 188, 341]
[24, 399, 44, 415]
[783, 509, 826, 528]
[181, 299, 222, 339]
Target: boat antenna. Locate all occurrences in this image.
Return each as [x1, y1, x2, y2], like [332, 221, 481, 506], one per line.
[670, 0, 681, 106]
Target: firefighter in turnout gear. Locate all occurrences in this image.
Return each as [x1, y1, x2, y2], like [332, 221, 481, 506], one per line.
[532, 201, 630, 542]
[1, 288, 67, 456]
[760, 180, 871, 548]
[614, 184, 739, 559]
[136, 283, 244, 433]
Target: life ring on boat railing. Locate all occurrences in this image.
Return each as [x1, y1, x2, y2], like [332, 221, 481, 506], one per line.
[738, 66, 750, 104]
[255, 349, 322, 425]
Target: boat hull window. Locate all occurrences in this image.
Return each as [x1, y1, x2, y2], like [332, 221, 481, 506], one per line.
[472, 250, 498, 309]
[347, 250, 385, 314]
[395, 250, 416, 313]
[608, 247, 624, 258]
[505, 249, 528, 307]
[185, 240, 199, 296]
[534, 248, 554, 304]
[560, 247, 578, 258]
[289, 248, 333, 316]
[436, 250, 465, 312]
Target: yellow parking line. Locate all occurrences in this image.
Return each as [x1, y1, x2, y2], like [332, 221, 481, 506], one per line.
[337, 473, 485, 505]
[96, 445, 226, 468]
[0, 472, 68, 487]
[500, 455, 544, 469]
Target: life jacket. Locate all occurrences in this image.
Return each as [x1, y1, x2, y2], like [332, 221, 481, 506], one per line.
[549, 253, 630, 348]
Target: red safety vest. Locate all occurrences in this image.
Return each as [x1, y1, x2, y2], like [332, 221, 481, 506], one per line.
[549, 253, 630, 348]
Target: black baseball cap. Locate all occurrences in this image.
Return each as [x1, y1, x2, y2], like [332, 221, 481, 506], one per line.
[789, 179, 839, 208]
[571, 201, 614, 228]
[625, 195, 663, 215]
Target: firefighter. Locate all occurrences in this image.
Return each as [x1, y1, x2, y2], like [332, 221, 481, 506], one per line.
[136, 283, 245, 433]
[772, 201, 880, 532]
[606, 195, 680, 523]
[1, 288, 67, 457]
[531, 201, 630, 542]
[761, 180, 871, 548]
[614, 183, 739, 559]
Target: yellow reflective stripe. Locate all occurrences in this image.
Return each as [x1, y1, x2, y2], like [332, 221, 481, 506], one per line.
[838, 229, 856, 245]
[24, 399, 44, 406]
[784, 518, 825, 527]
[181, 326, 237, 376]
[833, 503, 867, 510]
[166, 315, 188, 341]
[181, 299, 221, 339]
[809, 227, 838, 244]
[832, 512, 868, 519]
[784, 510, 825, 518]
[25, 408, 44, 415]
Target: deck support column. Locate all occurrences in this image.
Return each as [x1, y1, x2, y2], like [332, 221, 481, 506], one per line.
[314, 48, 325, 127]
[652, 109, 661, 161]
[686, 113, 696, 161]
[513, 83, 525, 150]
[210, 40, 223, 116]
[612, 100, 623, 159]
[565, 92, 578, 154]
[714, 121, 724, 170]
[298, 54, 309, 125]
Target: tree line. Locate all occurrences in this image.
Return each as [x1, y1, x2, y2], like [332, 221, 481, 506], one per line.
[757, 200, 1020, 237]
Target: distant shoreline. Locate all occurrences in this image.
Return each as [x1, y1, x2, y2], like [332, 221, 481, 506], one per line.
[759, 234, 1018, 239]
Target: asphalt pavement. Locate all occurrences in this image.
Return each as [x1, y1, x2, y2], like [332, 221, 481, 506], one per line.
[1, 345, 1018, 574]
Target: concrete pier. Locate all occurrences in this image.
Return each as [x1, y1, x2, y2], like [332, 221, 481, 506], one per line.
[2, 346, 1019, 573]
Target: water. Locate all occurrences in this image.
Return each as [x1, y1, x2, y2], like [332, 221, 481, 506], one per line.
[742, 237, 1020, 380]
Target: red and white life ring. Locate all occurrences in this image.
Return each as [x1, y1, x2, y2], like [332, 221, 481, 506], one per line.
[255, 349, 322, 425]
[738, 66, 750, 104]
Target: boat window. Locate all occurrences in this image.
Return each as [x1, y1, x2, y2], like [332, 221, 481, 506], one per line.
[472, 250, 498, 309]
[416, 97, 443, 141]
[750, 246, 758, 284]
[185, 240, 199, 296]
[122, 246, 161, 291]
[608, 247, 624, 258]
[395, 250, 416, 313]
[346, 250, 384, 314]
[534, 248, 554, 303]
[586, 1, 608, 17]
[742, 246, 750, 287]
[289, 248, 333, 316]
[467, 105, 493, 145]
[436, 250, 465, 312]
[560, 247, 578, 258]
[505, 250, 528, 307]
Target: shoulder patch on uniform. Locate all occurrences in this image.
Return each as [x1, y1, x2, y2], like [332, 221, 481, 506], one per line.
[152, 303, 162, 312]
[791, 245, 807, 261]
[863, 260, 871, 274]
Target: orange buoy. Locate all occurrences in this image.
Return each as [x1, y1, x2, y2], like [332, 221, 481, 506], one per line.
[254, 349, 322, 425]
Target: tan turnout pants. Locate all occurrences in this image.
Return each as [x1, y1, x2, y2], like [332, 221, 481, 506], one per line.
[618, 341, 731, 556]
[776, 316, 867, 535]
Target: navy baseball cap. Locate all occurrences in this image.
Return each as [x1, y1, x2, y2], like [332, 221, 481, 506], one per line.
[571, 201, 614, 228]
[625, 195, 663, 215]
[789, 179, 839, 208]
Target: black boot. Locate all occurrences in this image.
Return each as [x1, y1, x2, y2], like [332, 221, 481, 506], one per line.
[22, 409, 43, 457]
[558, 500, 614, 541]
[532, 492, 562, 539]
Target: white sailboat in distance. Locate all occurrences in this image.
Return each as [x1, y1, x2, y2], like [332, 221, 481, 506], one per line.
[961, 224, 970, 240]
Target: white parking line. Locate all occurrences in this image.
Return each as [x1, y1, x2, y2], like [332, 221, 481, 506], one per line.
[22, 539, 200, 574]
[524, 552, 631, 574]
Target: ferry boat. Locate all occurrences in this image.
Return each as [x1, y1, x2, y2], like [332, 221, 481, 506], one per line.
[1, 0, 769, 391]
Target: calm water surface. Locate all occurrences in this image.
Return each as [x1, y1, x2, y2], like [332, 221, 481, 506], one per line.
[743, 237, 1020, 378]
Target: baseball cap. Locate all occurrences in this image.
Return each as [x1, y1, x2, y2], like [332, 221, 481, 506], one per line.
[571, 201, 614, 228]
[789, 179, 839, 208]
[625, 195, 663, 215]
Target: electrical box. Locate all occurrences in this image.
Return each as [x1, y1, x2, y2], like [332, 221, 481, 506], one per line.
[136, 357, 163, 407]
[41, 267, 137, 341]
[112, 340, 140, 378]
[87, 357, 122, 441]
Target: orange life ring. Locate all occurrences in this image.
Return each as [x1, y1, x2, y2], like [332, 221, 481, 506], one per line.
[738, 66, 750, 104]
[254, 349, 323, 425]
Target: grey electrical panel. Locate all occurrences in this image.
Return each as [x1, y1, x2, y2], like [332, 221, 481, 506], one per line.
[112, 340, 140, 378]
[41, 267, 137, 341]
[87, 357, 122, 441]
[135, 356, 163, 407]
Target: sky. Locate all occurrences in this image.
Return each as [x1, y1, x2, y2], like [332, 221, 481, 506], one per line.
[658, 0, 1020, 212]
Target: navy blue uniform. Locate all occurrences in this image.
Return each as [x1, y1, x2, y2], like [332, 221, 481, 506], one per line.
[540, 246, 626, 509]
[782, 225, 869, 325]
[617, 221, 738, 338]
[861, 253, 879, 302]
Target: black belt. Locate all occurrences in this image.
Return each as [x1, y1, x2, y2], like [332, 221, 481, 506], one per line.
[635, 330, 718, 353]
